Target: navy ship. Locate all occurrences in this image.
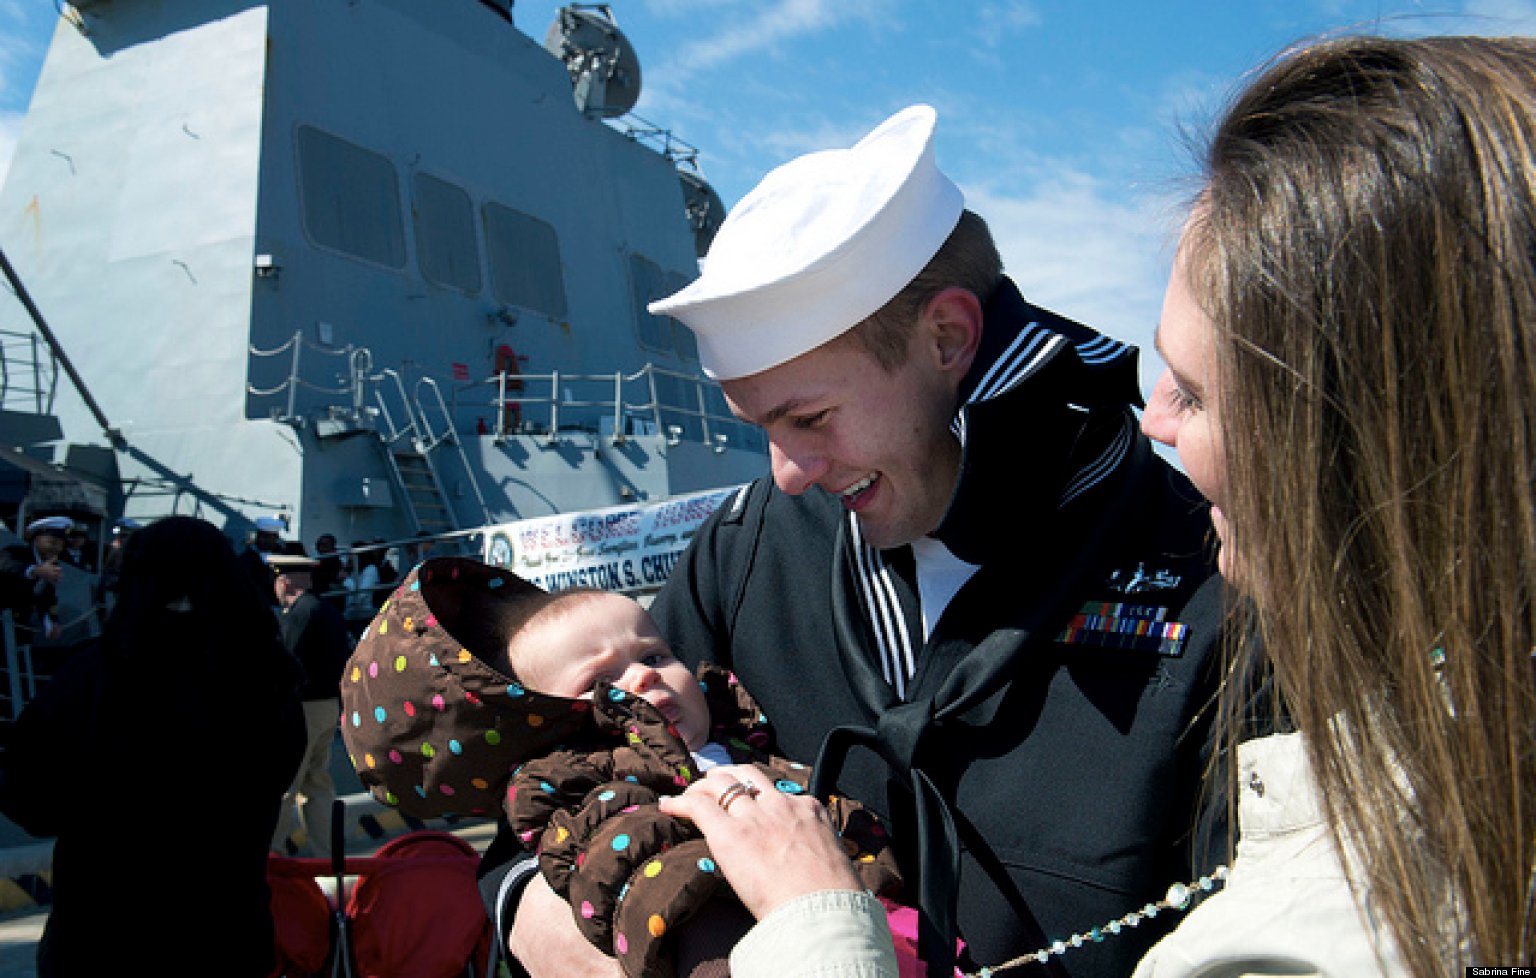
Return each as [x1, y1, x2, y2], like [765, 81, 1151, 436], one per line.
[0, 0, 766, 550]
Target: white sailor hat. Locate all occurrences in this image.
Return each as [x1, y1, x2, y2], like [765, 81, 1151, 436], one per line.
[254, 516, 286, 534]
[26, 515, 74, 537]
[267, 552, 319, 571]
[648, 104, 963, 380]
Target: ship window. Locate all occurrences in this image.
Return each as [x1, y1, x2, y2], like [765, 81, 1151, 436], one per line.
[414, 173, 482, 294]
[629, 257, 698, 364]
[296, 126, 406, 269]
[483, 203, 567, 318]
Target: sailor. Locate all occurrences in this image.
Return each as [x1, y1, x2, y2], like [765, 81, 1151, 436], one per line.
[62, 523, 94, 572]
[0, 515, 75, 641]
[267, 546, 351, 858]
[238, 516, 287, 609]
[489, 105, 1231, 978]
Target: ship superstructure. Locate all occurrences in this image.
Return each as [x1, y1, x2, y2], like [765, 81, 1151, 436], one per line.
[0, 0, 764, 545]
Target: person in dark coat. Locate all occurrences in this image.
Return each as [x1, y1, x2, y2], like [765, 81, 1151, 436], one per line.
[237, 515, 286, 608]
[268, 545, 353, 857]
[487, 105, 1229, 978]
[0, 515, 307, 977]
[0, 515, 73, 642]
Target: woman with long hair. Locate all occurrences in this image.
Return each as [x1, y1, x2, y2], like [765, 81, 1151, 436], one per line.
[658, 35, 1536, 978]
[1, 515, 306, 976]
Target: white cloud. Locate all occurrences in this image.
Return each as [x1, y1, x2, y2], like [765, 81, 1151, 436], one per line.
[964, 173, 1186, 396]
[974, 1, 1043, 47]
[646, 0, 892, 86]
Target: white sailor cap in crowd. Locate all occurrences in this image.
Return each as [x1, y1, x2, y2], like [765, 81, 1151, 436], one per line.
[648, 104, 963, 380]
[254, 516, 286, 534]
[26, 515, 74, 537]
[267, 552, 319, 571]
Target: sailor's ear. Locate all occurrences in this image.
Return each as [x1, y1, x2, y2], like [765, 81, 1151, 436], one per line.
[920, 287, 983, 377]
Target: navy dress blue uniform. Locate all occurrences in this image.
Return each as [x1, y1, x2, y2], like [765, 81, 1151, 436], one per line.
[649, 279, 1230, 978]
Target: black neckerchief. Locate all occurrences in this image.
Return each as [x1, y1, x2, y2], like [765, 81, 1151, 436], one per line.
[813, 278, 1151, 977]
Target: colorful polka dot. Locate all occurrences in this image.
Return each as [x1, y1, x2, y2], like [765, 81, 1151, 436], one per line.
[439, 784, 455, 796]
[611, 834, 631, 852]
[379, 620, 389, 634]
[373, 707, 387, 723]
[487, 577, 504, 589]
[464, 691, 481, 705]
[556, 826, 570, 843]
[457, 650, 473, 664]
[615, 933, 628, 955]
[775, 780, 805, 794]
[351, 666, 362, 683]
[580, 901, 595, 919]
[507, 682, 525, 697]
[403, 617, 414, 631]
[383, 791, 398, 806]
[472, 777, 488, 790]
[424, 614, 437, 627]
[368, 662, 380, 678]
[608, 688, 626, 702]
[421, 743, 436, 758]
[350, 712, 361, 728]
[394, 655, 408, 673]
[485, 730, 501, 745]
[527, 714, 545, 727]
[644, 860, 663, 878]
[432, 694, 446, 711]
[648, 915, 666, 938]
[598, 790, 616, 802]
[540, 781, 555, 793]
[364, 754, 376, 769]
[388, 750, 403, 764]
[697, 857, 716, 873]
[403, 701, 417, 717]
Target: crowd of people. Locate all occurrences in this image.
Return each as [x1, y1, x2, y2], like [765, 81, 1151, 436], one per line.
[0, 28, 1531, 978]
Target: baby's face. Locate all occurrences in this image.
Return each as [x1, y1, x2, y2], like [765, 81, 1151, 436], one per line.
[511, 593, 711, 752]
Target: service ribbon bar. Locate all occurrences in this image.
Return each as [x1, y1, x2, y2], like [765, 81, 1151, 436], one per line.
[1056, 602, 1189, 656]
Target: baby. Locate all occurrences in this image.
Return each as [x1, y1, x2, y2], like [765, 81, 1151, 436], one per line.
[340, 556, 898, 978]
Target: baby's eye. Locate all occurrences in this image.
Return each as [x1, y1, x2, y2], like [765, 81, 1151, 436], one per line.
[640, 652, 668, 668]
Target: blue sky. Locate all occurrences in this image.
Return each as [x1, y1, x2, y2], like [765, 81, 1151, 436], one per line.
[2, 0, 1534, 390]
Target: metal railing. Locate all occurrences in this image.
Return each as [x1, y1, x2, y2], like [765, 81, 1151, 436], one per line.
[0, 327, 59, 416]
[247, 330, 759, 454]
[488, 362, 756, 451]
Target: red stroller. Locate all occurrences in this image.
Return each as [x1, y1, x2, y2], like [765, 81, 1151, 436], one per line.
[268, 827, 495, 978]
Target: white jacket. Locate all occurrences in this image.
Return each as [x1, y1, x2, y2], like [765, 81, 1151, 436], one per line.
[1131, 731, 1408, 978]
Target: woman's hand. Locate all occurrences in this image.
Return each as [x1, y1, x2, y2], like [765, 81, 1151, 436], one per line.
[658, 764, 862, 920]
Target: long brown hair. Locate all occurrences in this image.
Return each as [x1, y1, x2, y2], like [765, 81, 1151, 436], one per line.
[1185, 35, 1536, 973]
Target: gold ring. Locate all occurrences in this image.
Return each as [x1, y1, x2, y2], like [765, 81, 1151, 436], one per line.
[718, 780, 760, 811]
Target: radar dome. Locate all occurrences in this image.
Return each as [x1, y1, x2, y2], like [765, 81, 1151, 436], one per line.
[543, 5, 642, 119]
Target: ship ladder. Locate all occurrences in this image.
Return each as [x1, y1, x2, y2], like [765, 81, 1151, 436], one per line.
[384, 447, 457, 537]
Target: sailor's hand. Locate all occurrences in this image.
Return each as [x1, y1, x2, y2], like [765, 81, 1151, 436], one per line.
[659, 764, 862, 921]
[30, 560, 62, 585]
[508, 872, 622, 978]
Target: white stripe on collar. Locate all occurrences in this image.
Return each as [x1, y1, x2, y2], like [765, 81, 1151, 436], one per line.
[849, 513, 916, 699]
[1060, 412, 1135, 507]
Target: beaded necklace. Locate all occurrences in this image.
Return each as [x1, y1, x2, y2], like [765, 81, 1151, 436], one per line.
[960, 864, 1231, 978]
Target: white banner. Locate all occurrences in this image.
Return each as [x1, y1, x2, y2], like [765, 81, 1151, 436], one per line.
[480, 485, 743, 593]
